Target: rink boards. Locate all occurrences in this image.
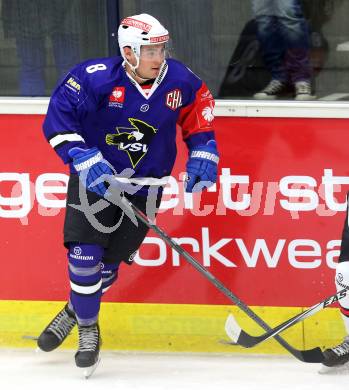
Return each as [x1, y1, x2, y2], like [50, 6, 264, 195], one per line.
[0, 99, 349, 354]
[0, 299, 345, 354]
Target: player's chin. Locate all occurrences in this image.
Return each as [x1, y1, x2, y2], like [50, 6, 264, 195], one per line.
[150, 68, 160, 77]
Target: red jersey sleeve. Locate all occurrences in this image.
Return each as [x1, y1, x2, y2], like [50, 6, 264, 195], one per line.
[177, 82, 215, 140]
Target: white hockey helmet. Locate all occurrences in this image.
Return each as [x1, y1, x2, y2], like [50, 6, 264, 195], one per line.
[118, 13, 169, 60]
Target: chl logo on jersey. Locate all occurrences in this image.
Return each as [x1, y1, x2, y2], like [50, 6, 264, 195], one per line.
[166, 89, 182, 111]
[105, 118, 157, 168]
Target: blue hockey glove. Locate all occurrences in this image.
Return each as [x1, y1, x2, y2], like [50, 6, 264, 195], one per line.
[185, 140, 219, 193]
[68, 147, 115, 197]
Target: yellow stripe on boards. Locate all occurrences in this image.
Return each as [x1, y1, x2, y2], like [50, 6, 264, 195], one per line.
[0, 300, 345, 354]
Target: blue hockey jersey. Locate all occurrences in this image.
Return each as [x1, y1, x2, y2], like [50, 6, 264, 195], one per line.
[43, 56, 215, 188]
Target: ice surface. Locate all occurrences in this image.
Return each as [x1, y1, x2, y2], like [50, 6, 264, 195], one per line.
[0, 349, 347, 389]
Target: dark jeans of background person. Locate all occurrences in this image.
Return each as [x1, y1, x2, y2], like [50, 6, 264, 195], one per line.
[16, 34, 79, 96]
[252, 0, 312, 84]
[2, 0, 80, 96]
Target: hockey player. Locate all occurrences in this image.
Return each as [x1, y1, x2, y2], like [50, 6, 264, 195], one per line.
[38, 13, 219, 374]
[322, 201, 349, 370]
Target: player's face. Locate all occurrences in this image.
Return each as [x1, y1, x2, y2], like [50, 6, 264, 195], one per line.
[137, 44, 166, 78]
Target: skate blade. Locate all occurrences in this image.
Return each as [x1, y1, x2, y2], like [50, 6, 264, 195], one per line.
[219, 339, 238, 346]
[22, 335, 39, 341]
[81, 357, 101, 379]
[319, 362, 349, 375]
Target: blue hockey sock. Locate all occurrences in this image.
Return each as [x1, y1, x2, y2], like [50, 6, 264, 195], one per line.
[68, 243, 104, 326]
[101, 261, 120, 295]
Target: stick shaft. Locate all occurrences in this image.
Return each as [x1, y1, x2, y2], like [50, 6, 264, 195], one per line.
[124, 199, 324, 362]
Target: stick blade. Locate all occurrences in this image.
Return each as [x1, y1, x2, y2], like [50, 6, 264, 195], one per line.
[296, 347, 325, 363]
[224, 314, 325, 362]
[225, 314, 242, 343]
[225, 314, 264, 348]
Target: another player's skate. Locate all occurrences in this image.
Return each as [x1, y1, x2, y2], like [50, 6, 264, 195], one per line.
[75, 322, 101, 379]
[320, 336, 349, 373]
[37, 304, 76, 352]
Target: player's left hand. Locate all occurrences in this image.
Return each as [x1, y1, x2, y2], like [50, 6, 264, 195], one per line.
[185, 140, 219, 193]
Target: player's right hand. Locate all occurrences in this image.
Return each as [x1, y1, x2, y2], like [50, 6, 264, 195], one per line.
[68, 147, 115, 197]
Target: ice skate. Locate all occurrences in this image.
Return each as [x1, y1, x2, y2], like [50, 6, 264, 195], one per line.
[37, 304, 76, 352]
[319, 336, 349, 374]
[75, 322, 101, 378]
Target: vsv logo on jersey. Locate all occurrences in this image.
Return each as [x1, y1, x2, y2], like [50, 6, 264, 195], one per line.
[105, 118, 157, 168]
[109, 86, 125, 108]
[166, 89, 182, 111]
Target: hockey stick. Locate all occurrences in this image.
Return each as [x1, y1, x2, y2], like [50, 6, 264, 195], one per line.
[117, 196, 325, 363]
[225, 288, 348, 348]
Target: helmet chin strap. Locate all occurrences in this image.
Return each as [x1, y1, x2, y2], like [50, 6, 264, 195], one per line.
[125, 55, 152, 83]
